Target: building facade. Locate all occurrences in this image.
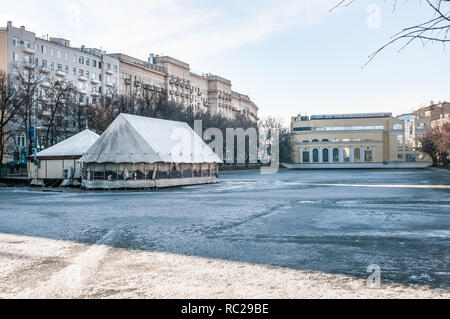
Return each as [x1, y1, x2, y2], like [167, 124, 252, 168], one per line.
[109, 52, 258, 122]
[0, 22, 120, 103]
[0, 21, 259, 165]
[290, 112, 431, 164]
[0, 21, 120, 164]
[414, 101, 450, 128]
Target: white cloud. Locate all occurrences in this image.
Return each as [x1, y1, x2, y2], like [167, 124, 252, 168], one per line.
[0, 0, 335, 60]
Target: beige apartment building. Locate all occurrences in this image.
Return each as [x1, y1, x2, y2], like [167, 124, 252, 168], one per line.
[109, 52, 258, 122]
[0, 22, 120, 102]
[414, 101, 450, 128]
[290, 112, 431, 165]
[0, 21, 120, 163]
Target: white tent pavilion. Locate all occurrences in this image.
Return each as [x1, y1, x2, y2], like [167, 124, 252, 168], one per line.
[28, 129, 100, 186]
[80, 114, 222, 189]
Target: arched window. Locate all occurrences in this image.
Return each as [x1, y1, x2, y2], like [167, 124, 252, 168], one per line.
[313, 149, 319, 163]
[354, 148, 361, 162]
[312, 139, 319, 143]
[322, 139, 329, 142]
[333, 148, 339, 162]
[323, 148, 329, 162]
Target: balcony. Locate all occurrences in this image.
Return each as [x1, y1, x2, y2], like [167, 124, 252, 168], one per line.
[23, 47, 35, 55]
[41, 81, 51, 88]
[55, 70, 66, 77]
[78, 76, 88, 82]
[105, 69, 114, 75]
[22, 62, 35, 70]
[41, 67, 51, 74]
[105, 82, 114, 87]
[91, 92, 100, 97]
[78, 89, 88, 95]
[90, 78, 100, 85]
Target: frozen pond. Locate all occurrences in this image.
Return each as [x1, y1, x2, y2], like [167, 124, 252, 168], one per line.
[0, 169, 449, 289]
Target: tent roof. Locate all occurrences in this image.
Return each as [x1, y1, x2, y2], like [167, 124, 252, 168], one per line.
[80, 114, 222, 164]
[37, 129, 100, 158]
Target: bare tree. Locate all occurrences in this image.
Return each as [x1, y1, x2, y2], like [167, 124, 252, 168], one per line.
[38, 77, 77, 147]
[0, 71, 21, 168]
[14, 62, 45, 156]
[333, 0, 450, 65]
[419, 122, 450, 167]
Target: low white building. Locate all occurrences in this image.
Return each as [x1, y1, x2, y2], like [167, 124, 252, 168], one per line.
[28, 129, 100, 186]
[80, 114, 222, 190]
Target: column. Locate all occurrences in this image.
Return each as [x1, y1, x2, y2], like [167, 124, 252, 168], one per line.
[350, 147, 354, 163]
[309, 148, 312, 163]
[329, 147, 332, 163]
[319, 147, 323, 163]
[372, 146, 376, 162]
[339, 147, 344, 163]
[360, 147, 364, 162]
[299, 147, 303, 163]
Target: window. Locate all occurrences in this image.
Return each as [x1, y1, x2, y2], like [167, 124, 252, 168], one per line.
[12, 37, 19, 46]
[73, 67, 76, 76]
[86, 58, 90, 66]
[79, 69, 84, 76]
[50, 62, 54, 70]
[393, 124, 403, 130]
[23, 55, 30, 63]
[364, 150, 373, 162]
[323, 148, 329, 163]
[12, 52, 19, 62]
[73, 54, 77, 63]
[64, 52, 68, 60]
[42, 45, 47, 54]
[92, 59, 97, 67]
[86, 71, 89, 78]
[354, 148, 361, 163]
[91, 72, 96, 79]
[57, 50, 62, 59]
[50, 48, 54, 56]
[398, 154, 403, 160]
[312, 139, 319, 143]
[24, 40, 31, 48]
[114, 65, 118, 72]
[302, 151, 310, 163]
[42, 60, 47, 68]
[107, 63, 111, 70]
[313, 149, 319, 163]
[65, 65, 69, 74]
[98, 62, 102, 69]
[333, 148, 339, 162]
[57, 64, 62, 71]
[79, 56, 84, 64]
[293, 127, 311, 132]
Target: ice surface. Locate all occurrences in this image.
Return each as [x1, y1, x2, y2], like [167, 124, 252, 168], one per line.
[0, 169, 449, 289]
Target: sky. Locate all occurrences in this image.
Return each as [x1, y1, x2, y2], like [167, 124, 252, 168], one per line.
[1, 0, 449, 124]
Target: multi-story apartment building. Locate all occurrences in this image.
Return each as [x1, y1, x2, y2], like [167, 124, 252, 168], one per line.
[109, 52, 258, 122]
[0, 21, 259, 165]
[0, 22, 120, 102]
[414, 101, 450, 128]
[0, 21, 120, 163]
[289, 112, 431, 164]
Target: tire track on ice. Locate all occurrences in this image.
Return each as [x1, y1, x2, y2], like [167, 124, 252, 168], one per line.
[15, 230, 121, 299]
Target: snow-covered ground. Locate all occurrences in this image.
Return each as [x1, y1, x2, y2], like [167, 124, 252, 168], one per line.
[0, 169, 449, 298]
